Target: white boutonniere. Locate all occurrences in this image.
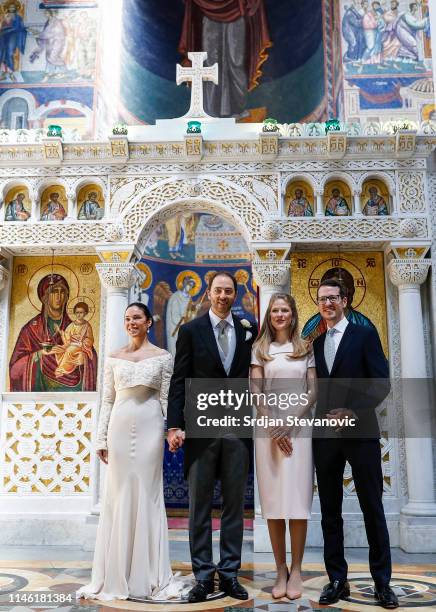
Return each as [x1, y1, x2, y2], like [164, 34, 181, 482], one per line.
[240, 319, 252, 341]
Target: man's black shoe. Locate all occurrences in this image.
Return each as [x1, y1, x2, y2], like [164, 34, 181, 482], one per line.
[187, 580, 215, 603]
[374, 585, 399, 609]
[319, 580, 350, 604]
[219, 577, 249, 600]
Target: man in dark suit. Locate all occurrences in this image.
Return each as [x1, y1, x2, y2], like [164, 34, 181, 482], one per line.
[313, 278, 398, 609]
[167, 271, 256, 603]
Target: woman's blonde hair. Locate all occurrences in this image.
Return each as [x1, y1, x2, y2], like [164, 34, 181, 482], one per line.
[253, 293, 311, 363]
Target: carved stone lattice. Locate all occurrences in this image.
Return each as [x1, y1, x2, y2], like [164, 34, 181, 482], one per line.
[252, 260, 290, 288]
[1, 401, 93, 494]
[104, 223, 125, 242]
[388, 259, 431, 287]
[96, 262, 141, 290]
[400, 218, 419, 238]
[262, 221, 282, 241]
[398, 171, 426, 213]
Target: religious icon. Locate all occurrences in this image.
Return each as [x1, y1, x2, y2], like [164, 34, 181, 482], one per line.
[4, 186, 30, 221]
[77, 184, 104, 220]
[53, 300, 95, 378]
[0, 0, 27, 82]
[9, 272, 98, 391]
[40, 186, 67, 221]
[324, 181, 351, 216]
[362, 180, 389, 216]
[285, 181, 314, 217]
[164, 212, 196, 259]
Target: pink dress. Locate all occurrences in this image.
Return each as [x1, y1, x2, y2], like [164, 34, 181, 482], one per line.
[251, 342, 315, 519]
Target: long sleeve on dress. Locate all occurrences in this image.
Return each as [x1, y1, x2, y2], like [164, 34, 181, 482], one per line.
[96, 361, 115, 451]
[159, 354, 174, 417]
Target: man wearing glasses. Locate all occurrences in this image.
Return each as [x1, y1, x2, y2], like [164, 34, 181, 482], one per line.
[312, 278, 398, 609]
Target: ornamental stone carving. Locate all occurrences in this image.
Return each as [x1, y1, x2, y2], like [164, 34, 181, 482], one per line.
[388, 259, 431, 287]
[252, 260, 290, 288]
[398, 171, 425, 213]
[0, 265, 8, 290]
[400, 218, 419, 238]
[104, 222, 125, 242]
[96, 262, 141, 290]
[261, 221, 282, 241]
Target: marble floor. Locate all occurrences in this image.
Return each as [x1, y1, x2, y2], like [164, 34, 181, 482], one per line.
[0, 533, 436, 611]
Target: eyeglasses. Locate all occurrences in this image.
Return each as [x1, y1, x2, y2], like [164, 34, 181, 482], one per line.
[317, 295, 342, 304]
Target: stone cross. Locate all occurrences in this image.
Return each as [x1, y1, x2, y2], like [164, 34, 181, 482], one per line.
[176, 52, 218, 119]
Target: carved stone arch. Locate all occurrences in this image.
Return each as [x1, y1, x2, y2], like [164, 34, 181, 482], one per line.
[282, 173, 319, 194]
[73, 176, 107, 195]
[319, 171, 357, 192]
[117, 176, 266, 248]
[1, 177, 34, 201]
[357, 171, 396, 196]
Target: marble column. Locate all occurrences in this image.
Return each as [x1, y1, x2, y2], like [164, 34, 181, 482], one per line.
[353, 190, 362, 216]
[315, 191, 324, 217]
[388, 258, 436, 552]
[251, 259, 290, 552]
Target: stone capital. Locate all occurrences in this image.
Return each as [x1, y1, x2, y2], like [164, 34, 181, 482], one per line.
[96, 262, 142, 290]
[252, 260, 290, 288]
[388, 258, 431, 288]
[0, 264, 9, 290]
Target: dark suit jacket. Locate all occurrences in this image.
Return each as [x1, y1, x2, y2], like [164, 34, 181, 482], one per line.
[313, 321, 390, 438]
[167, 312, 257, 476]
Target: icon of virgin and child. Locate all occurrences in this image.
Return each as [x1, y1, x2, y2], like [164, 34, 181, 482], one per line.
[9, 274, 97, 392]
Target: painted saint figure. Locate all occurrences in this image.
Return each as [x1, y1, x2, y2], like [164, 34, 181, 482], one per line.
[78, 191, 102, 220]
[5, 192, 30, 221]
[342, 0, 365, 62]
[394, 2, 430, 63]
[41, 192, 67, 221]
[0, 1, 27, 81]
[165, 276, 197, 356]
[325, 188, 351, 216]
[362, 186, 389, 216]
[178, 0, 272, 118]
[287, 188, 313, 217]
[382, 0, 401, 61]
[30, 9, 67, 80]
[53, 301, 95, 379]
[9, 274, 97, 391]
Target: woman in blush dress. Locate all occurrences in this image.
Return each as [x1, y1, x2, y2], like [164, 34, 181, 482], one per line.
[77, 302, 187, 602]
[251, 294, 316, 600]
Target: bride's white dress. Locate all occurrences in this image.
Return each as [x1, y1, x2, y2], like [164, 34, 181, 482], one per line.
[77, 352, 185, 601]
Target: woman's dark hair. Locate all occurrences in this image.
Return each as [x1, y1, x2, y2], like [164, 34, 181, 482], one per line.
[207, 271, 237, 293]
[125, 302, 153, 328]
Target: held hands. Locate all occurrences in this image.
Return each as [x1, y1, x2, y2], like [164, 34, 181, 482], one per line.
[269, 425, 293, 457]
[167, 429, 185, 453]
[97, 448, 108, 464]
[326, 408, 357, 432]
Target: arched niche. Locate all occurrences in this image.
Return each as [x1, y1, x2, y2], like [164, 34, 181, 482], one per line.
[285, 179, 314, 217]
[361, 178, 390, 216]
[324, 179, 352, 216]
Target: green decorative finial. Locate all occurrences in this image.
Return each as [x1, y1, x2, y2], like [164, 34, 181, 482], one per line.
[262, 117, 279, 132]
[47, 125, 62, 138]
[325, 118, 341, 134]
[187, 121, 202, 134]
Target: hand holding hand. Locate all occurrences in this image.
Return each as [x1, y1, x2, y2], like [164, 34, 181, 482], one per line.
[97, 448, 108, 464]
[326, 408, 357, 432]
[167, 429, 185, 452]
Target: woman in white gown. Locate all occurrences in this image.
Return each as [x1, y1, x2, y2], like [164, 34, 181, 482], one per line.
[77, 302, 184, 601]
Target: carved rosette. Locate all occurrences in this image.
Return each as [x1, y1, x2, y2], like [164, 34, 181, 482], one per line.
[96, 262, 141, 290]
[252, 260, 290, 288]
[104, 222, 125, 242]
[261, 221, 282, 241]
[388, 259, 431, 287]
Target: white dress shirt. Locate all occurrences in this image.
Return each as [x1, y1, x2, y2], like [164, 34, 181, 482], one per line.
[326, 316, 349, 356]
[209, 309, 236, 374]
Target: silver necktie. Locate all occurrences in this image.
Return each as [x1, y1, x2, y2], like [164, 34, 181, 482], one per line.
[217, 320, 229, 358]
[324, 328, 338, 373]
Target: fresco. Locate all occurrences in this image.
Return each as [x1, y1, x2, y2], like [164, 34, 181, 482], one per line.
[292, 251, 388, 355]
[324, 179, 352, 216]
[4, 184, 31, 220]
[340, 0, 434, 120]
[77, 183, 104, 220]
[361, 178, 390, 215]
[117, 0, 327, 124]
[285, 180, 314, 217]
[8, 255, 100, 392]
[0, 0, 97, 135]
[40, 184, 67, 220]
